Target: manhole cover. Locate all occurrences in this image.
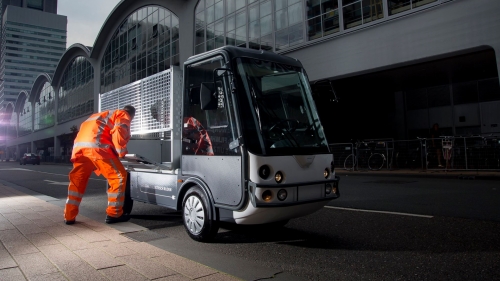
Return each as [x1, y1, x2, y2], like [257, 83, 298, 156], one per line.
[122, 230, 167, 242]
[363, 180, 417, 184]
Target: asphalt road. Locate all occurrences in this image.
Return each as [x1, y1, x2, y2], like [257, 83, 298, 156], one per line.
[0, 162, 499, 281]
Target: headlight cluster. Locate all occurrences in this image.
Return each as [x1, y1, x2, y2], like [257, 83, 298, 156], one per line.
[258, 165, 284, 183]
[261, 189, 288, 202]
[259, 165, 332, 182]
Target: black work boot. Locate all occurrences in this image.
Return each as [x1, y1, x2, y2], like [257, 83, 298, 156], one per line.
[105, 214, 130, 224]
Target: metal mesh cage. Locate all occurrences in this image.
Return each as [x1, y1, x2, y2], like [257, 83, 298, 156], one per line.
[100, 69, 173, 135]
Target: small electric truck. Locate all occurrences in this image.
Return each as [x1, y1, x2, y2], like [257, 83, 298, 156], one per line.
[99, 46, 340, 242]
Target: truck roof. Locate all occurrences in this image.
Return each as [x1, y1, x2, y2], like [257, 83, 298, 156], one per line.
[185, 46, 303, 68]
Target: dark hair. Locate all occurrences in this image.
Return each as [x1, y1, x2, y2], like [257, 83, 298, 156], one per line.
[123, 105, 136, 118]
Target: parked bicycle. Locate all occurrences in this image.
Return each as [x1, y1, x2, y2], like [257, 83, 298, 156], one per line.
[343, 140, 386, 171]
[441, 136, 454, 170]
[393, 137, 425, 170]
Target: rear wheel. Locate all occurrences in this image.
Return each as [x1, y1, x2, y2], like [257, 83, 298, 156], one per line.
[182, 186, 219, 242]
[343, 154, 355, 170]
[368, 153, 386, 170]
[122, 173, 133, 215]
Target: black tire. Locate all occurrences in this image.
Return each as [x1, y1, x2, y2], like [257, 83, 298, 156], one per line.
[122, 174, 133, 215]
[182, 185, 219, 242]
[343, 154, 355, 170]
[368, 153, 385, 171]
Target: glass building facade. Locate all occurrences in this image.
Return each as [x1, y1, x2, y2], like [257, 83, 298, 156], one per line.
[6, 104, 17, 139]
[388, 0, 437, 15]
[100, 6, 180, 93]
[34, 81, 55, 131]
[196, 0, 443, 53]
[18, 95, 32, 136]
[58, 56, 94, 123]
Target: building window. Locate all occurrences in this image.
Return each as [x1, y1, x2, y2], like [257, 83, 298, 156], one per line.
[18, 96, 32, 137]
[27, 0, 44, 11]
[7, 104, 18, 139]
[100, 6, 179, 94]
[388, 0, 437, 16]
[58, 57, 94, 123]
[342, 0, 384, 30]
[34, 81, 55, 131]
[307, 0, 340, 41]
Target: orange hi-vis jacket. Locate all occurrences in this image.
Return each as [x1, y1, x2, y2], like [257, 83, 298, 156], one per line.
[71, 109, 132, 161]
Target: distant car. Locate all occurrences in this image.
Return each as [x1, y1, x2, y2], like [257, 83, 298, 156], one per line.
[20, 153, 40, 165]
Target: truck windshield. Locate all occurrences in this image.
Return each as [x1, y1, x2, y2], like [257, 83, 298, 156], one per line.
[237, 58, 329, 155]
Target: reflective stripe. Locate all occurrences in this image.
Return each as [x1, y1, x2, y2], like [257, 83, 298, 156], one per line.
[108, 201, 124, 207]
[107, 192, 124, 199]
[73, 142, 110, 149]
[68, 191, 84, 198]
[109, 158, 124, 195]
[114, 123, 129, 129]
[95, 111, 112, 143]
[115, 148, 127, 153]
[85, 115, 100, 121]
[66, 199, 80, 206]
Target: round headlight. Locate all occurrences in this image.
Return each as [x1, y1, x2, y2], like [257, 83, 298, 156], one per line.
[277, 189, 287, 201]
[275, 171, 283, 183]
[262, 190, 273, 202]
[259, 165, 271, 179]
[324, 168, 330, 179]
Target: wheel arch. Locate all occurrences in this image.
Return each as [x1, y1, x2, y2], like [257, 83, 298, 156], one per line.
[178, 177, 218, 221]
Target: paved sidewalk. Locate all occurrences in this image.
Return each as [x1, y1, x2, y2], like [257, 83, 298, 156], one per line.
[0, 183, 240, 281]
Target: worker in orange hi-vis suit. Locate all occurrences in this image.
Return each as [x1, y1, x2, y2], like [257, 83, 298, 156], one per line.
[63, 105, 135, 225]
[182, 117, 214, 156]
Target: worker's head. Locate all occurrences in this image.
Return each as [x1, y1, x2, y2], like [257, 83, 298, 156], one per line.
[123, 105, 136, 119]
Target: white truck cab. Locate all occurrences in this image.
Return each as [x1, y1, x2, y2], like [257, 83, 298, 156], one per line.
[99, 46, 340, 242]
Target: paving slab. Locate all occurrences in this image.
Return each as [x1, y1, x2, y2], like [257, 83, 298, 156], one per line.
[30, 272, 68, 281]
[13, 252, 59, 278]
[0, 249, 18, 270]
[54, 234, 95, 251]
[152, 254, 218, 280]
[73, 248, 125, 270]
[98, 265, 149, 281]
[24, 232, 61, 247]
[92, 240, 138, 257]
[0, 267, 26, 281]
[118, 254, 178, 279]
[0, 182, 241, 281]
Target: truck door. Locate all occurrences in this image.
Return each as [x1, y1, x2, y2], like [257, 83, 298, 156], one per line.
[181, 55, 243, 207]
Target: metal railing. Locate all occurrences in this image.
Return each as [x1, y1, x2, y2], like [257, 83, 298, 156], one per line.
[330, 135, 500, 172]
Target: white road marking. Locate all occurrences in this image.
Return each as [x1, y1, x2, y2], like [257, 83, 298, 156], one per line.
[0, 168, 33, 171]
[44, 180, 70, 185]
[324, 206, 434, 218]
[0, 168, 107, 182]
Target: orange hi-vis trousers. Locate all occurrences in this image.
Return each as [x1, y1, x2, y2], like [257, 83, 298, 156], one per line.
[64, 156, 127, 221]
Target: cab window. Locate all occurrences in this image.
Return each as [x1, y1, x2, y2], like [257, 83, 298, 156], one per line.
[183, 56, 238, 156]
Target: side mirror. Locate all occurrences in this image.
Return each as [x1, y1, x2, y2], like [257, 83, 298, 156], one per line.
[313, 79, 338, 103]
[200, 82, 217, 110]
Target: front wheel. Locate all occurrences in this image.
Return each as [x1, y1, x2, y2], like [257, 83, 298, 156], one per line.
[182, 186, 219, 242]
[368, 153, 386, 171]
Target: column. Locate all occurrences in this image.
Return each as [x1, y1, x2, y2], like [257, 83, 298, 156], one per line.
[54, 136, 61, 163]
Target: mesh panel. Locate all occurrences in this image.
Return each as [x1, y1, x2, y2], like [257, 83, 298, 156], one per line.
[100, 69, 172, 135]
